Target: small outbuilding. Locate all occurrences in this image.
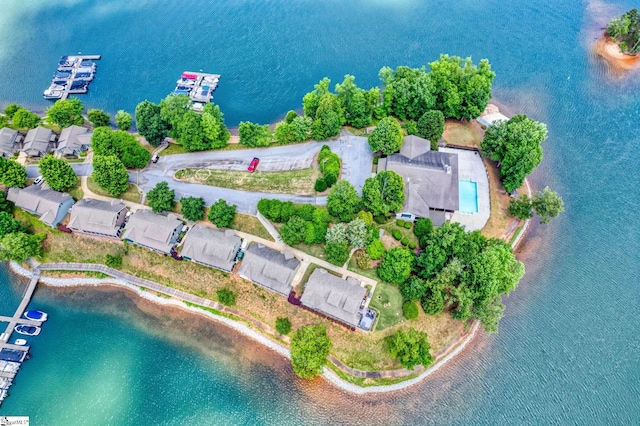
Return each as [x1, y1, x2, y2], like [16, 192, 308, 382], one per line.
[122, 210, 183, 254]
[238, 244, 300, 296]
[180, 225, 241, 272]
[7, 185, 75, 227]
[67, 198, 128, 238]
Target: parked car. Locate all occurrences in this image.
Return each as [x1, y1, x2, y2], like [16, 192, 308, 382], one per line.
[151, 154, 159, 163]
[248, 157, 260, 172]
[33, 176, 44, 185]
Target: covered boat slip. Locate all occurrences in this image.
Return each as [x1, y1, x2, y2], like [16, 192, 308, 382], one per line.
[44, 55, 101, 100]
[173, 71, 221, 107]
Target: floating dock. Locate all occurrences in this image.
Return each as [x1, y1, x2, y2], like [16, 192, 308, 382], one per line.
[43, 55, 101, 100]
[0, 270, 41, 407]
[173, 71, 221, 111]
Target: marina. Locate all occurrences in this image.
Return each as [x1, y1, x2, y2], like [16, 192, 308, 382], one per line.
[173, 71, 220, 111]
[0, 269, 42, 407]
[43, 55, 101, 100]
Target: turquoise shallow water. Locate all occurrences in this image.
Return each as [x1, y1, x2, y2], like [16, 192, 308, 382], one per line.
[1, 0, 640, 424]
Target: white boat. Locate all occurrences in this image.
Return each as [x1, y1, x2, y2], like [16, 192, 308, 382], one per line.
[24, 310, 47, 322]
[14, 325, 41, 336]
[13, 339, 27, 346]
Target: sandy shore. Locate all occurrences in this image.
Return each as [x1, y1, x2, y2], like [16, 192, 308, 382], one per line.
[594, 37, 640, 71]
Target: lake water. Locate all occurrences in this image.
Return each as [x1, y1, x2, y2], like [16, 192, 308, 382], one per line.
[1, 0, 639, 424]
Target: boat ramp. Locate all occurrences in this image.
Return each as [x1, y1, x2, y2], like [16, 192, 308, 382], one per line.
[173, 71, 221, 111]
[43, 55, 101, 100]
[0, 269, 42, 407]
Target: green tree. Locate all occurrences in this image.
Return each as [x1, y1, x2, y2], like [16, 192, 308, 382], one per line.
[38, 155, 77, 191]
[0, 212, 23, 237]
[275, 317, 291, 335]
[302, 77, 331, 118]
[47, 98, 84, 128]
[0, 115, 7, 128]
[201, 103, 230, 149]
[366, 239, 386, 260]
[216, 289, 236, 306]
[325, 223, 347, 245]
[401, 276, 429, 301]
[346, 218, 368, 248]
[0, 158, 27, 188]
[160, 94, 191, 138]
[177, 110, 207, 151]
[87, 109, 110, 128]
[362, 171, 406, 217]
[421, 287, 445, 315]
[378, 247, 414, 285]
[413, 218, 433, 242]
[386, 328, 433, 369]
[285, 110, 298, 124]
[147, 181, 175, 213]
[208, 199, 236, 228]
[532, 187, 564, 224]
[91, 127, 150, 168]
[12, 109, 40, 129]
[135, 100, 168, 146]
[403, 301, 419, 319]
[606, 9, 640, 54]
[508, 195, 533, 220]
[290, 325, 331, 379]
[92, 155, 129, 196]
[115, 110, 133, 131]
[4, 104, 21, 119]
[275, 121, 294, 145]
[238, 121, 272, 147]
[335, 75, 376, 128]
[290, 116, 313, 142]
[325, 241, 350, 265]
[428, 55, 495, 120]
[368, 116, 403, 154]
[480, 114, 547, 193]
[379, 66, 436, 121]
[0, 192, 14, 214]
[280, 216, 307, 245]
[180, 196, 205, 221]
[416, 110, 445, 150]
[312, 93, 343, 140]
[0, 232, 44, 262]
[326, 181, 361, 222]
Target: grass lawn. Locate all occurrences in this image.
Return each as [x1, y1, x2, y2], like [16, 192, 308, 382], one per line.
[347, 254, 380, 282]
[378, 223, 418, 247]
[67, 177, 83, 201]
[159, 143, 188, 156]
[369, 281, 405, 330]
[443, 119, 484, 147]
[231, 213, 273, 241]
[175, 168, 320, 195]
[86, 177, 142, 204]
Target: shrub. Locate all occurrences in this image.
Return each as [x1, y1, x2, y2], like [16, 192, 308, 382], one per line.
[403, 301, 419, 319]
[408, 242, 417, 249]
[366, 239, 386, 260]
[105, 254, 122, 268]
[356, 251, 371, 269]
[208, 199, 237, 228]
[324, 173, 337, 188]
[401, 237, 409, 246]
[396, 219, 406, 227]
[392, 230, 402, 240]
[275, 317, 291, 335]
[403, 221, 412, 229]
[314, 177, 327, 192]
[216, 289, 236, 306]
[373, 156, 379, 165]
[325, 241, 350, 266]
[295, 204, 316, 221]
[413, 218, 433, 240]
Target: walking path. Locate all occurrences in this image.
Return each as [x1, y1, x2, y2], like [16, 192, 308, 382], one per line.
[0, 270, 40, 346]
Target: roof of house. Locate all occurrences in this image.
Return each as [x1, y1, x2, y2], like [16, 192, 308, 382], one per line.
[7, 185, 73, 226]
[22, 126, 52, 155]
[56, 125, 91, 155]
[67, 198, 127, 236]
[385, 135, 459, 215]
[121, 210, 182, 254]
[180, 225, 241, 271]
[0, 128, 18, 156]
[300, 268, 366, 327]
[237, 244, 300, 295]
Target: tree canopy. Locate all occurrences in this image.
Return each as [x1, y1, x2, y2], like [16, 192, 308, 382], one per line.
[0, 158, 27, 188]
[208, 199, 236, 228]
[290, 325, 332, 379]
[91, 127, 150, 169]
[38, 155, 77, 191]
[147, 181, 175, 213]
[606, 8, 640, 54]
[378, 66, 435, 121]
[47, 98, 84, 128]
[160, 94, 191, 138]
[12, 108, 40, 129]
[362, 171, 405, 217]
[87, 109, 110, 128]
[326, 180, 361, 222]
[416, 110, 445, 150]
[532, 187, 565, 224]
[386, 328, 433, 369]
[335, 75, 378, 128]
[480, 114, 547, 193]
[115, 110, 133, 131]
[0, 232, 44, 263]
[238, 121, 272, 147]
[368, 116, 403, 155]
[378, 247, 415, 285]
[92, 155, 129, 196]
[135, 100, 168, 146]
[180, 196, 205, 222]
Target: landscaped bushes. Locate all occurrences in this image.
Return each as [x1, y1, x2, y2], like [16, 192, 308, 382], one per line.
[392, 230, 402, 240]
[217, 289, 236, 306]
[401, 237, 409, 246]
[402, 301, 419, 320]
[317, 145, 341, 188]
[258, 198, 330, 245]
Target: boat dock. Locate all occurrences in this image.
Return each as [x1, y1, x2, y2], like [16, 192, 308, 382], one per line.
[173, 71, 221, 111]
[0, 269, 41, 407]
[43, 55, 101, 100]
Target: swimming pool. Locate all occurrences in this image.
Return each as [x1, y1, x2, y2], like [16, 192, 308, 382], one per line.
[459, 179, 479, 214]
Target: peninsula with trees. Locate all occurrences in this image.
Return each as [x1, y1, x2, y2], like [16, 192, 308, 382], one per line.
[0, 53, 563, 390]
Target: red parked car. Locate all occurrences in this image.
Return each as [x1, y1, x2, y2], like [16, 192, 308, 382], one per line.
[248, 157, 260, 172]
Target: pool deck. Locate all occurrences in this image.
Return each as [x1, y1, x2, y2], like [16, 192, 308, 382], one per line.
[441, 147, 490, 231]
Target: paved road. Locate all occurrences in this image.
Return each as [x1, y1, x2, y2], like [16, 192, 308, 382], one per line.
[26, 134, 373, 215]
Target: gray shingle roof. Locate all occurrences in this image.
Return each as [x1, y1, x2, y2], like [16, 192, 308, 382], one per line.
[22, 126, 53, 157]
[122, 210, 182, 254]
[0, 128, 18, 157]
[385, 135, 459, 215]
[56, 125, 91, 156]
[180, 224, 241, 272]
[300, 268, 366, 327]
[67, 198, 127, 237]
[238, 244, 300, 295]
[7, 185, 74, 226]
